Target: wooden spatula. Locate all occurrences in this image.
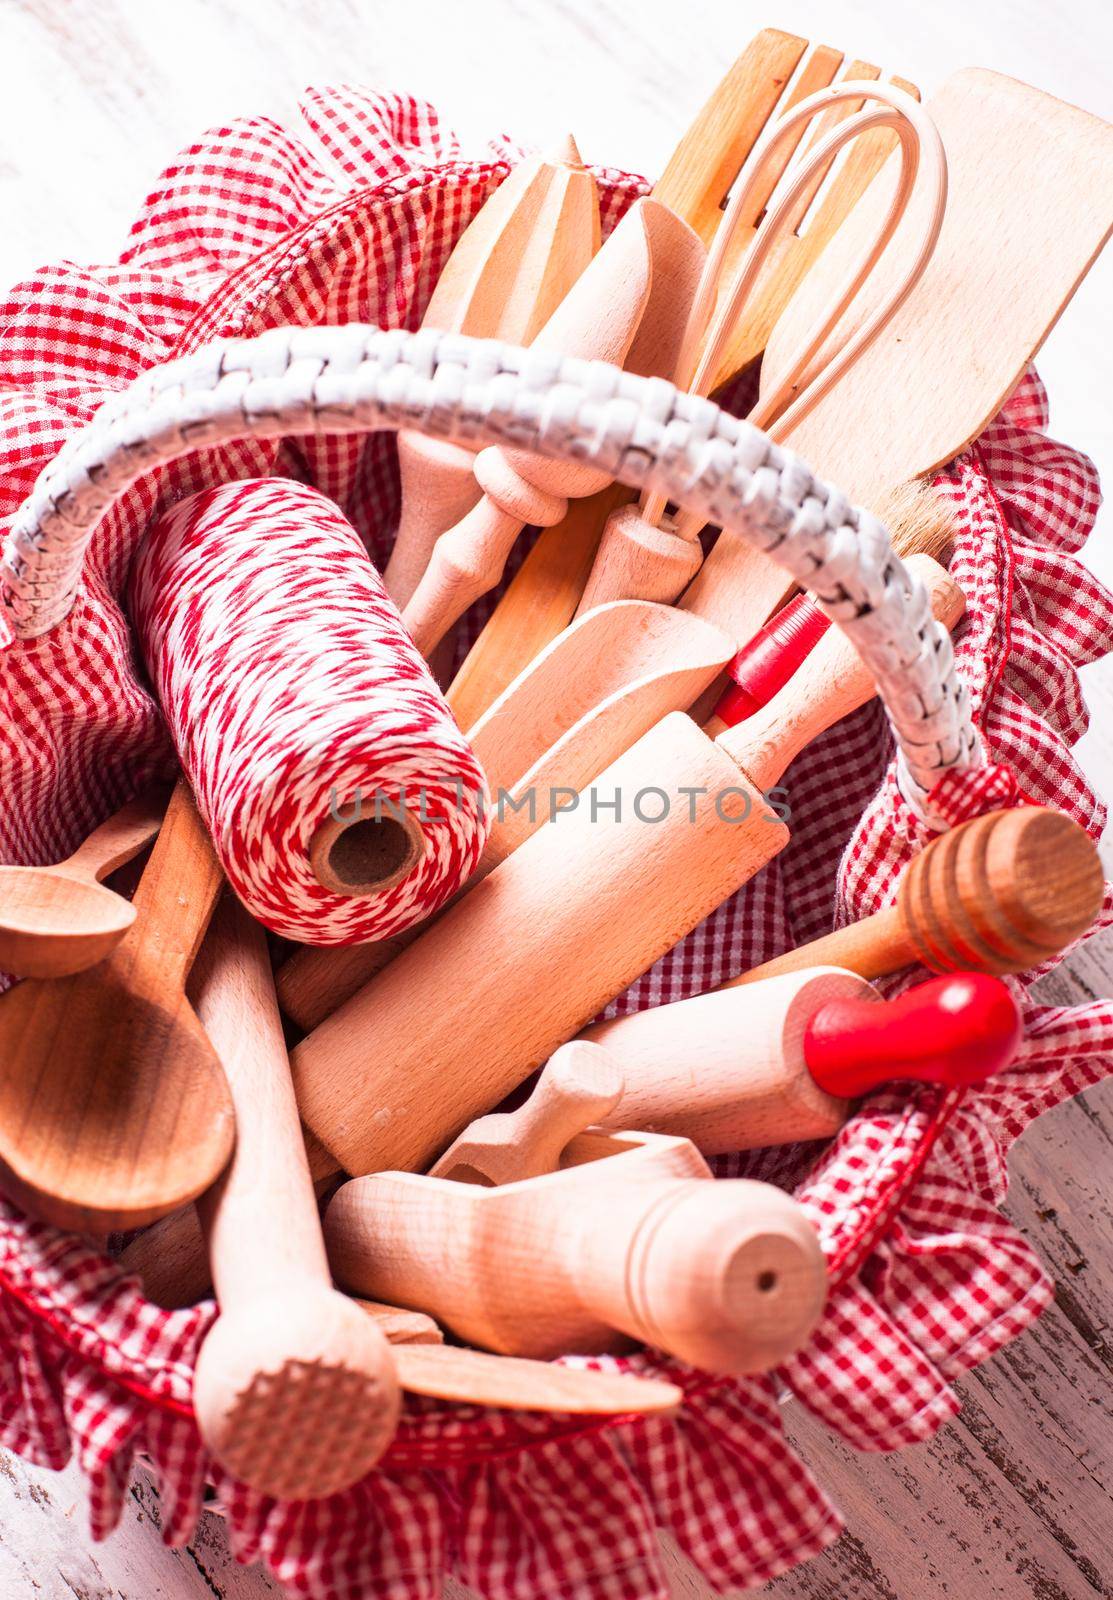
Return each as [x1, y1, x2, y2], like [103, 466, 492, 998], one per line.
[0, 779, 234, 1233]
[445, 31, 920, 729]
[0, 788, 166, 978]
[760, 68, 1113, 514]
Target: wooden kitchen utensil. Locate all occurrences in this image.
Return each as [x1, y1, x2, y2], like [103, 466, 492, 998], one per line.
[579, 81, 946, 613]
[585, 967, 1021, 1153]
[389, 1344, 682, 1415]
[290, 557, 962, 1186]
[190, 895, 400, 1501]
[0, 779, 234, 1233]
[0, 788, 166, 978]
[401, 196, 706, 656]
[754, 69, 1113, 525]
[325, 1130, 826, 1374]
[728, 807, 1104, 988]
[445, 33, 922, 729]
[383, 136, 600, 611]
[276, 600, 735, 1029]
[430, 1040, 624, 1184]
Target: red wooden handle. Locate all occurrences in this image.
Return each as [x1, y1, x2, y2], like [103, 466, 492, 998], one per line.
[802, 974, 1023, 1099]
[712, 593, 829, 727]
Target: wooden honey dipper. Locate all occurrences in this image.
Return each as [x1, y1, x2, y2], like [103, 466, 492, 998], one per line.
[325, 1130, 827, 1375]
[725, 806, 1104, 988]
[290, 556, 962, 1187]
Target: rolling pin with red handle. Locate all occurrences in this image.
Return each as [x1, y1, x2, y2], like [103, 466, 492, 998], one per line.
[291, 555, 963, 1186]
[585, 967, 1023, 1153]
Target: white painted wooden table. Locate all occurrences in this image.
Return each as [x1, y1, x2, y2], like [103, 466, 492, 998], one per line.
[2, 2, 1111, 1595]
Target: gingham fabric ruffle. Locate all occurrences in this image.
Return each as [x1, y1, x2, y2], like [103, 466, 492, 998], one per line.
[1, 86, 1111, 1600]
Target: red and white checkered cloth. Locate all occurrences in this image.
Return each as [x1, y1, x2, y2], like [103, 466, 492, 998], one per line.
[1, 86, 1111, 1600]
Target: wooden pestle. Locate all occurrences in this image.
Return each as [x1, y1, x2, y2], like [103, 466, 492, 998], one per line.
[384, 136, 599, 611]
[400, 196, 706, 656]
[290, 556, 962, 1185]
[585, 967, 1021, 1153]
[324, 1130, 827, 1375]
[726, 806, 1104, 987]
[189, 896, 400, 1500]
[430, 1040, 624, 1184]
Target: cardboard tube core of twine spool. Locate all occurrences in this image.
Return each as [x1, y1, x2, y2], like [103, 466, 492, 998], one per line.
[309, 807, 428, 897]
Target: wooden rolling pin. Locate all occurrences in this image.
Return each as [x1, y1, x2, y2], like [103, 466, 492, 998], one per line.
[290, 556, 962, 1184]
[190, 896, 400, 1500]
[726, 805, 1104, 986]
[585, 968, 1022, 1152]
[276, 602, 734, 1031]
[384, 137, 599, 611]
[400, 196, 705, 656]
[325, 1130, 826, 1374]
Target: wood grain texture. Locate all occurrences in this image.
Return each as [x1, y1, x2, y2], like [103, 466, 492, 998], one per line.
[2, 1, 1110, 1595]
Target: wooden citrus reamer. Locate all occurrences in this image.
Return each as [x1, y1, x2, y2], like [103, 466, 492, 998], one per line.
[325, 1130, 827, 1374]
[446, 32, 923, 729]
[290, 555, 964, 1186]
[0, 779, 234, 1233]
[400, 195, 706, 656]
[189, 895, 400, 1500]
[383, 137, 599, 611]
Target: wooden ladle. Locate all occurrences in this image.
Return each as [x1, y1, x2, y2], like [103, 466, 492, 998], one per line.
[0, 779, 234, 1233]
[0, 789, 167, 978]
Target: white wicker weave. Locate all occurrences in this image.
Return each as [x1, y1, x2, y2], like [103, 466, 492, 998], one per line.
[0, 325, 980, 818]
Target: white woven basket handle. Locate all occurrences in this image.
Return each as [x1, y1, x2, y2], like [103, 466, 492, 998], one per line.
[0, 325, 980, 818]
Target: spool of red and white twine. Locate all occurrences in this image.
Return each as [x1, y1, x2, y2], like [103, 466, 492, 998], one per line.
[129, 478, 490, 945]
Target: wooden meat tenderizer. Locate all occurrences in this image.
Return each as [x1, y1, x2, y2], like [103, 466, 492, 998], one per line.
[401, 195, 706, 656]
[291, 556, 963, 1186]
[585, 968, 1021, 1153]
[430, 1041, 624, 1184]
[325, 1130, 826, 1374]
[384, 137, 599, 610]
[190, 895, 400, 1500]
[729, 805, 1104, 987]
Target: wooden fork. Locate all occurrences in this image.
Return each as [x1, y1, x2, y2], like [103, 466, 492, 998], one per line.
[446, 30, 919, 729]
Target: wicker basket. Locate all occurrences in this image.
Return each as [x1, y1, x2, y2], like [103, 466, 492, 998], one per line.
[0, 87, 1110, 1600]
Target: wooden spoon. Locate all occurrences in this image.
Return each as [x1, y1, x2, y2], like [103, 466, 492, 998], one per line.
[0, 779, 234, 1233]
[0, 789, 166, 978]
[390, 1343, 682, 1415]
